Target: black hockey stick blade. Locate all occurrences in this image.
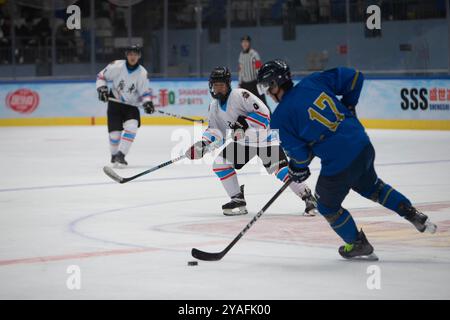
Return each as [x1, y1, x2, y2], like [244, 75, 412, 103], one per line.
[103, 166, 125, 183]
[191, 179, 292, 261]
[191, 248, 224, 261]
[103, 154, 187, 184]
[103, 166, 150, 184]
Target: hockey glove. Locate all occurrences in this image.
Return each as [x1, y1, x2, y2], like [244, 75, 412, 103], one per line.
[230, 115, 249, 141]
[143, 101, 155, 114]
[97, 86, 109, 102]
[185, 141, 208, 160]
[288, 159, 311, 183]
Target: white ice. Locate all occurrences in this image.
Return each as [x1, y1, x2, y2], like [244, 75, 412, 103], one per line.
[0, 125, 449, 299]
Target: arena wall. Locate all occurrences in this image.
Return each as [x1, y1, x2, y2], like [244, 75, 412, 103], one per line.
[1, 78, 449, 130]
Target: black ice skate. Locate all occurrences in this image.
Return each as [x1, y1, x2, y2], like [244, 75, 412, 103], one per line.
[400, 203, 437, 233]
[301, 188, 318, 216]
[114, 151, 128, 168]
[111, 154, 117, 164]
[338, 230, 379, 261]
[222, 185, 248, 216]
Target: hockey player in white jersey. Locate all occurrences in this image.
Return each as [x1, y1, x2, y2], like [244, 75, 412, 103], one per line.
[185, 67, 318, 216]
[96, 45, 155, 167]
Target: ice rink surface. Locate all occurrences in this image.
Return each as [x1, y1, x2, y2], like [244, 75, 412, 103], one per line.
[0, 125, 449, 299]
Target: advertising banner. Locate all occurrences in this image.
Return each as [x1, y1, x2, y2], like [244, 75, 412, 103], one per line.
[358, 79, 450, 120]
[0, 80, 213, 119]
[1, 78, 449, 127]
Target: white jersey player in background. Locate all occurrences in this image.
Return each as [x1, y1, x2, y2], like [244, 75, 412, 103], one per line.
[185, 67, 318, 216]
[96, 45, 155, 167]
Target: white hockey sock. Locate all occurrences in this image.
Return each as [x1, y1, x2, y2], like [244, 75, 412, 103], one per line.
[274, 166, 308, 197]
[289, 181, 309, 198]
[118, 119, 138, 155]
[213, 156, 240, 198]
[109, 131, 121, 155]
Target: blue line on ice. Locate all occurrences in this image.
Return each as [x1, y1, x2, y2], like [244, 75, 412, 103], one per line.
[1, 159, 450, 194]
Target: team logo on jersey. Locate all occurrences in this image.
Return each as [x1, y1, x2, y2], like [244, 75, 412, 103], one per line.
[241, 91, 250, 99]
[127, 83, 136, 94]
[117, 80, 125, 91]
[5, 88, 40, 114]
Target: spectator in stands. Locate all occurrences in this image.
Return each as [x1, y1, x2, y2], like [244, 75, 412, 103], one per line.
[318, 0, 331, 22]
[0, 13, 11, 64]
[16, 16, 38, 63]
[34, 17, 50, 46]
[238, 35, 266, 104]
[96, 10, 113, 38]
[96, 10, 113, 59]
[114, 11, 127, 37]
[56, 20, 77, 63]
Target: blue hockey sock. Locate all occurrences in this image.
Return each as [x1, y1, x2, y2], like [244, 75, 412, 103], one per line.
[359, 179, 411, 216]
[317, 202, 359, 244]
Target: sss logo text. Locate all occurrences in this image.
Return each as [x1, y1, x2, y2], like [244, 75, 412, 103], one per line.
[400, 88, 428, 110]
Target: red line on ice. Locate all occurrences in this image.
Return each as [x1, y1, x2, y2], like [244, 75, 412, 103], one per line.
[0, 240, 225, 267]
[0, 247, 159, 267]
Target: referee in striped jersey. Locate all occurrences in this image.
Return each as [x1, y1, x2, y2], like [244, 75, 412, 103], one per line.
[238, 35, 267, 105]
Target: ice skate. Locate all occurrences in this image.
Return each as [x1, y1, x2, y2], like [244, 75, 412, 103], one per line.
[400, 204, 437, 234]
[110, 154, 117, 164]
[114, 151, 128, 168]
[301, 188, 318, 216]
[223, 185, 248, 216]
[338, 230, 379, 261]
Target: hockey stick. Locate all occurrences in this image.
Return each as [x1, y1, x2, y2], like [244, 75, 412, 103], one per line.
[108, 98, 204, 123]
[103, 154, 186, 184]
[191, 178, 293, 261]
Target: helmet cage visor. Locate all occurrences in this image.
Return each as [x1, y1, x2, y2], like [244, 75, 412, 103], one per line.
[209, 78, 230, 99]
[257, 79, 278, 96]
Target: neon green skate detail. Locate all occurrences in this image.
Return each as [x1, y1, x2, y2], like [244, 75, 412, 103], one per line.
[343, 243, 354, 253]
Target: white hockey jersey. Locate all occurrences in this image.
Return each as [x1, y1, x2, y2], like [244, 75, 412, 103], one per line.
[96, 60, 152, 105]
[203, 88, 277, 146]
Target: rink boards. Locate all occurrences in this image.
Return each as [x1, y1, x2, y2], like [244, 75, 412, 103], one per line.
[0, 78, 449, 130]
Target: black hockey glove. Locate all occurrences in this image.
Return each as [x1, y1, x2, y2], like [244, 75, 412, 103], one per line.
[230, 115, 249, 141]
[288, 159, 311, 183]
[143, 101, 155, 114]
[185, 141, 208, 160]
[97, 86, 109, 102]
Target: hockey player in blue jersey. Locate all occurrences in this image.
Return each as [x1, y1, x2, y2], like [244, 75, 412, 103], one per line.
[256, 60, 437, 260]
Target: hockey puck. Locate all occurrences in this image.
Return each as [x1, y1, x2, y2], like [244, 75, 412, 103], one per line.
[187, 261, 198, 266]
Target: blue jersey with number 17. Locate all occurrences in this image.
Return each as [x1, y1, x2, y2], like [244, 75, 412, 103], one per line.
[270, 67, 371, 176]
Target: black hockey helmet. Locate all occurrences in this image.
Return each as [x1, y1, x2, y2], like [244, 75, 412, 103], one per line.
[209, 66, 232, 101]
[256, 59, 292, 95]
[125, 44, 142, 56]
[241, 35, 251, 42]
